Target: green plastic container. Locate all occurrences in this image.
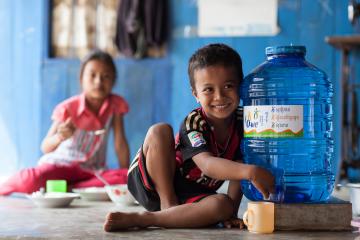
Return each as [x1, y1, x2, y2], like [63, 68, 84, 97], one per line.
[46, 180, 67, 193]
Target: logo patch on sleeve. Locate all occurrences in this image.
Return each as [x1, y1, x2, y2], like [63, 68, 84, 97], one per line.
[187, 131, 206, 147]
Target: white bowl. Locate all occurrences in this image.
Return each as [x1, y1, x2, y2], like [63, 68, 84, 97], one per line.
[27, 192, 80, 208]
[72, 187, 110, 201]
[105, 184, 136, 205]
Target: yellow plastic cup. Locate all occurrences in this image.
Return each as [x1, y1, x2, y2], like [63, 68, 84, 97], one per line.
[46, 180, 67, 193]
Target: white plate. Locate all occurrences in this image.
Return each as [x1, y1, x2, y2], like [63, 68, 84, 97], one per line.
[72, 187, 110, 201]
[27, 192, 80, 208]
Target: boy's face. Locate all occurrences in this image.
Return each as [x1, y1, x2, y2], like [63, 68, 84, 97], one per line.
[81, 60, 115, 101]
[192, 65, 240, 122]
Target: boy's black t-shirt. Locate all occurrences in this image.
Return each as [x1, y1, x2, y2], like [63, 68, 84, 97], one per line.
[175, 107, 243, 191]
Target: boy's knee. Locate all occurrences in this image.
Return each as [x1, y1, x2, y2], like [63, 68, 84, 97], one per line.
[143, 123, 174, 154]
[147, 123, 173, 139]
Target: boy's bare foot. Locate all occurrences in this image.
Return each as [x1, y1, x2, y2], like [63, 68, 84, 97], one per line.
[104, 212, 146, 232]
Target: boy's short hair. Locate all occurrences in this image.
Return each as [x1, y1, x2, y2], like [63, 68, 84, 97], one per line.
[188, 43, 243, 89]
[79, 49, 117, 82]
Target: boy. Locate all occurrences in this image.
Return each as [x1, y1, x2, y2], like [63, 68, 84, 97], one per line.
[104, 43, 275, 231]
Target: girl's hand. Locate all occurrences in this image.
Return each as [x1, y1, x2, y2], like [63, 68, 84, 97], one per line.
[56, 118, 75, 141]
[249, 166, 275, 200]
[223, 217, 246, 229]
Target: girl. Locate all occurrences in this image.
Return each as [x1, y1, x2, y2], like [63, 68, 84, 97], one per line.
[0, 50, 130, 195]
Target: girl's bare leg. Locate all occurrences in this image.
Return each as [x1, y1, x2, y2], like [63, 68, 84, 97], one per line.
[104, 194, 234, 231]
[142, 123, 178, 210]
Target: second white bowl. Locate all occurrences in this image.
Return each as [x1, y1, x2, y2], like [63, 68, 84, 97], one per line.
[105, 184, 136, 206]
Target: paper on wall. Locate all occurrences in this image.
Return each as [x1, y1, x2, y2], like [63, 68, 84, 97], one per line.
[198, 0, 279, 37]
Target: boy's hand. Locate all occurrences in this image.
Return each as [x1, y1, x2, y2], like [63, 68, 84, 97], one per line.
[56, 118, 75, 141]
[222, 217, 246, 229]
[249, 166, 275, 200]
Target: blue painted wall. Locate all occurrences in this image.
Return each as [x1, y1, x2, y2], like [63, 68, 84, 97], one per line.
[0, 0, 358, 179]
[0, 1, 43, 175]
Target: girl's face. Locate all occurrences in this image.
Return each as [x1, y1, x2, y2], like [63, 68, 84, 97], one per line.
[192, 65, 240, 122]
[81, 60, 115, 101]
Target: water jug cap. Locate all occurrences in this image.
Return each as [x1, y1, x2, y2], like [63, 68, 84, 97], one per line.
[266, 46, 306, 56]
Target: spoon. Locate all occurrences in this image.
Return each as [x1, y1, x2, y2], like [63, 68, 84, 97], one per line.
[94, 171, 110, 186]
[93, 129, 106, 136]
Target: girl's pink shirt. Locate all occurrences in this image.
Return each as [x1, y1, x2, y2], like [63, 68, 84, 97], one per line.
[51, 93, 129, 130]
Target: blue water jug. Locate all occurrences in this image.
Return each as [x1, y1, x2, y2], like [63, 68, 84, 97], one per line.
[240, 45, 334, 203]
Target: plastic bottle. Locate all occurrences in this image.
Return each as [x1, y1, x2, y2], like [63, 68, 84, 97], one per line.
[241, 45, 334, 203]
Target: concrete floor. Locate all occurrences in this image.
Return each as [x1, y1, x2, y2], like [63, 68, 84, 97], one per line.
[0, 193, 359, 240]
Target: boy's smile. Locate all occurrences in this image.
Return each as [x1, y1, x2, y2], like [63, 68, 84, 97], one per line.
[192, 65, 240, 123]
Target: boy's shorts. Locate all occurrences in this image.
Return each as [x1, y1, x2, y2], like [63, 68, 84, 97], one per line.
[127, 146, 217, 211]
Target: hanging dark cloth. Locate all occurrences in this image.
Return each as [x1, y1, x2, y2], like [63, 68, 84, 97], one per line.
[114, 0, 145, 58]
[114, 0, 168, 58]
[143, 0, 168, 47]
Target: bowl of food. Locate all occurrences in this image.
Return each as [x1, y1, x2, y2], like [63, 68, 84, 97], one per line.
[105, 184, 136, 206]
[72, 187, 110, 201]
[27, 192, 80, 208]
